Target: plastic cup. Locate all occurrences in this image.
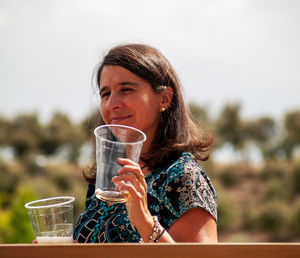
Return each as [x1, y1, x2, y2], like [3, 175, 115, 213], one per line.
[25, 196, 75, 244]
[94, 124, 146, 203]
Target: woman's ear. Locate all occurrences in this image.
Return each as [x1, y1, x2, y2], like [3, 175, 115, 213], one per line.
[160, 86, 174, 110]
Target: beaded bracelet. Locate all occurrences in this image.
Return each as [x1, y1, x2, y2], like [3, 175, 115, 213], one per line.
[149, 216, 161, 242]
[153, 227, 166, 242]
[140, 216, 165, 243]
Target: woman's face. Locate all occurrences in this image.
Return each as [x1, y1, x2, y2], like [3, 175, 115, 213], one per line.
[99, 65, 164, 145]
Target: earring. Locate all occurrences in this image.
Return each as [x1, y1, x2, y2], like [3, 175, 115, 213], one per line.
[161, 107, 166, 112]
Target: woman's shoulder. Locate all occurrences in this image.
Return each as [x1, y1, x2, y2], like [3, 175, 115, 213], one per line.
[149, 153, 205, 184]
[165, 152, 204, 177]
[152, 152, 218, 223]
[165, 152, 217, 198]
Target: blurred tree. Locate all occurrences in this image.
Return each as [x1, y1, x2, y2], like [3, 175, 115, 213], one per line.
[291, 200, 300, 235]
[0, 159, 20, 197]
[264, 180, 288, 202]
[0, 159, 19, 210]
[217, 193, 235, 232]
[81, 108, 102, 140]
[0, 116, 11, 146]
[245, 117, 277, 160]
[259, 161, 286, 181]
[280, 110, 300, 160]
[246, 117, 276, 143]
[66, 125, 86, 164]
[9, 114, 41, 158]
[215, 103, 246, 150]
[2, 106, 300, 243]
[39, 112, 73, 155]
[80, 109, 102, 159]
[291, 164, 300, 196]
[256, 201, 290, 238]
[40, 112, 86, 163]
[188, 102, 209, 125]
[39, 112, 86, 164]
[219, 165, 242, 188]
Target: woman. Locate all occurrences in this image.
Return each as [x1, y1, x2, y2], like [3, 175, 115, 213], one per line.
[74, 43, 218, 243]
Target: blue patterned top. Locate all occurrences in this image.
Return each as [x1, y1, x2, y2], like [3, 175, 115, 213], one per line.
[73, 153, 217, 243]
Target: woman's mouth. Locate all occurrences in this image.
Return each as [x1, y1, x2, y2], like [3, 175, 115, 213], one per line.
[110, 115, 132, 124]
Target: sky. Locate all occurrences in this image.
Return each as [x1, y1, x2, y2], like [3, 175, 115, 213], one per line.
[1, 0, 299, 123]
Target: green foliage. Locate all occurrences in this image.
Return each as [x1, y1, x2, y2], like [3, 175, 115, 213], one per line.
[0, 210, 10, 243]
[5, 185, 36, 243]
[219, 165, 242, 188]
[39, 112, 86, 163]
[52, 175, 71, 191]
[80, 108, 102, 140]
[256, 201, 290, 234]
[0, 160, 20, 195]
[245, 117, 278, 160]
[241, 207, 257, 232]
[284, 111, 300, 139]
[280, 110, 300, 159]
[46, 163, 74, 192]
[217, 194, 235, 232]
[39, 112, 74, 155]
[0, 116, 11, 145]
[245, 117, 276, 143]
[264, 180, 288, 201]
[0, 162, 87, 243]
[9, 114, 41, 157]
[259, 161, 286, 181]
[216, 103, 246, 150]
[0, 106, 300, 242]
[292, 164, 300, 195]
[291, 200, 300, 235]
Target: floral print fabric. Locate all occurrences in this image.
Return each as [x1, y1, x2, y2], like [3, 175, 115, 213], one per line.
[73, 153, 217, 243]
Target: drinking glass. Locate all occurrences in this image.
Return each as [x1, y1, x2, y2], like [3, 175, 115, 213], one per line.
[25, 196, 75, 244]
[94, 124, 146, 203]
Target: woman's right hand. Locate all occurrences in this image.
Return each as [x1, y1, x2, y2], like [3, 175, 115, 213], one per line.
[112, 158, 154, 240]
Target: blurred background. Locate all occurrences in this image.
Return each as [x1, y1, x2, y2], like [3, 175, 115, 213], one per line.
[0, 0, 299, 243]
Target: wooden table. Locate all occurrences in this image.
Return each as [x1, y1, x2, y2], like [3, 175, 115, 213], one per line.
[1, 243, 300, 258]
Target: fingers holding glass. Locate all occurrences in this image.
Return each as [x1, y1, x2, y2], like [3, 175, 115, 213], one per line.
[112, 172, 146, 197]
[117, 159, 147, 184]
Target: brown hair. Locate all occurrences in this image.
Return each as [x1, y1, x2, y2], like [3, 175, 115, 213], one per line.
[84, 43, 213, 182]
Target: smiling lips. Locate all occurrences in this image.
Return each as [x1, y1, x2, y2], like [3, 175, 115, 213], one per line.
[110, 115, 132, 124]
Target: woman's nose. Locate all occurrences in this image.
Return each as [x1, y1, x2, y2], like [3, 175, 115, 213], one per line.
[106, 92, 122, 110]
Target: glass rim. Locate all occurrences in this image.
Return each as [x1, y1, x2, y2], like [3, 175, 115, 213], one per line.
[94, 124, 147, 144]
[24, 196, 75, 209]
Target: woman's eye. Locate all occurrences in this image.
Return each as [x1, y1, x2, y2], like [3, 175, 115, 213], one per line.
[100, 92, 110, 99]
[122, 88, 134, 93]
